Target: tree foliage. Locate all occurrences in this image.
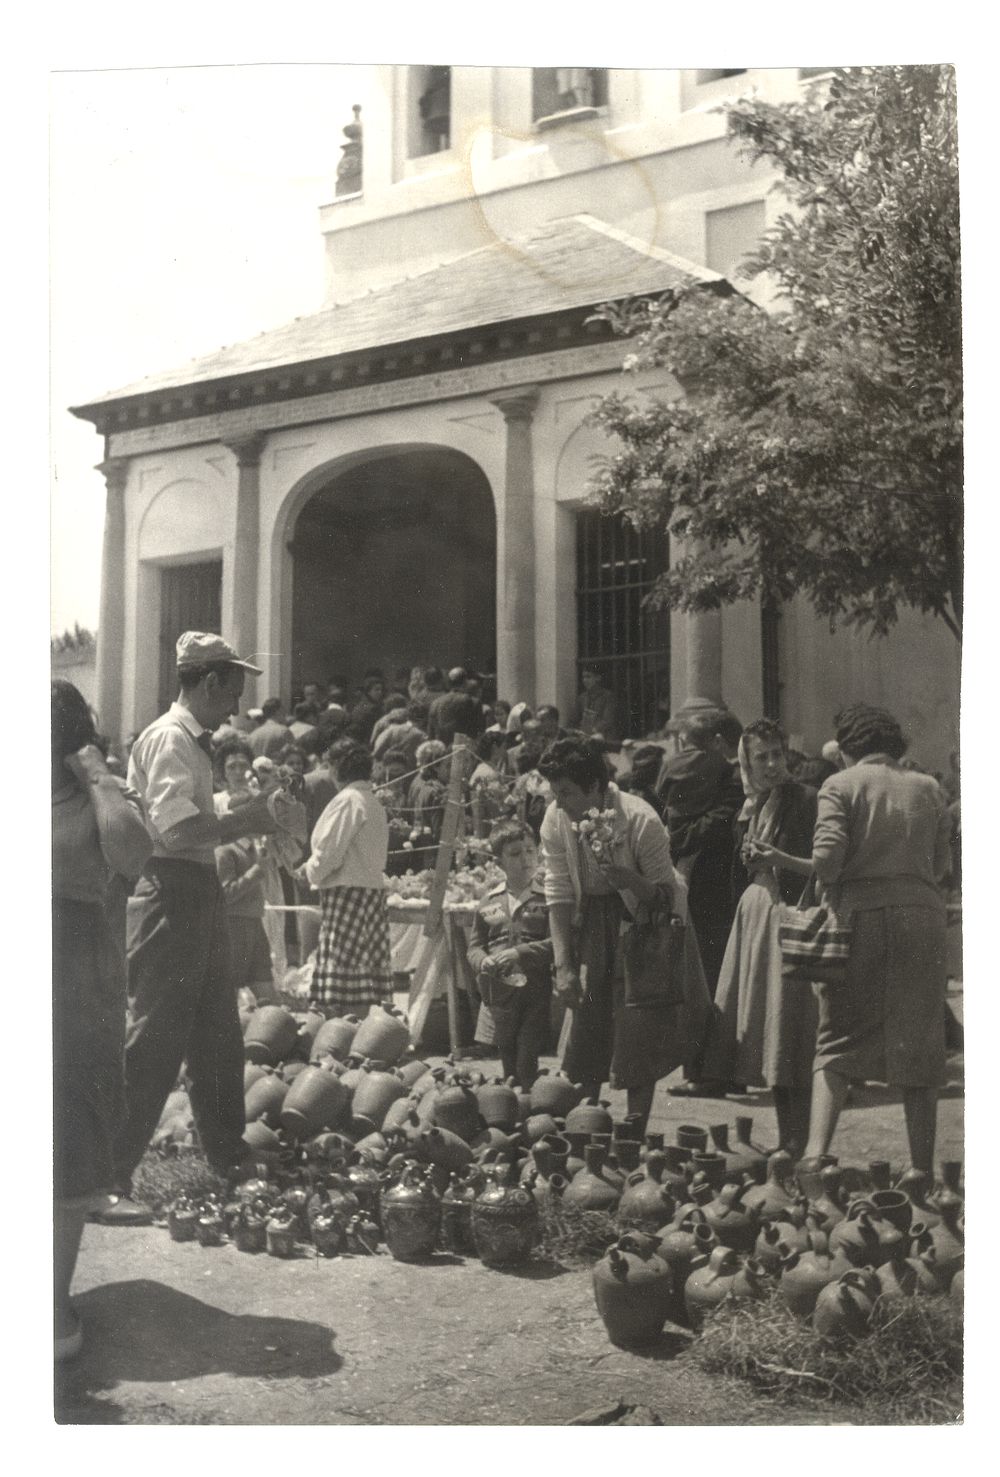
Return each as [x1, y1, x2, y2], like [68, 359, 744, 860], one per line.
[588, 65, 962, 640]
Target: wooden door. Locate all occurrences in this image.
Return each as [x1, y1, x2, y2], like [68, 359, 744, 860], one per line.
[158, 560, 222, 712]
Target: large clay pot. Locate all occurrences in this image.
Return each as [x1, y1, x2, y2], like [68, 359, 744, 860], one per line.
[280, 1064, 351, 1139]
[812, 1269, 878, 1339]
[471, 1164, 539, 1267]
[476, 1077, 521, 1131]
[244, 1069, 290, 1127]
[780, 1231, 839, 1318]
[894, 1168, 941, 1230]
[244, 1118, 282, 1155]
[593, 1233, 675, 1348]
[309, 1014, 362, 1062]
[524, 1112, 562, 1145]
[417, 1125, 475, 1175]
[382, 1098, 423, 1139]
[731, 1115, 769, 1184]
[529, 1069, 582, 1119]
[244, 1005, 300, 1066]
[563, 1143, 622, 1212]
[353, 1132, 389, 1165]
[828, 1204, 889, 1269]
[345, 1159, 383, 1220]
[397, 1057, 430, 1091]
[703, 1180, 760, 1253]
[928, 1201, 964, 1287]
[618, 1153, 676, 1231]
[684, 1245, 740, 1331]
[351, 1003, 411, 1067]
[564, 1098, 614, 1139]
[244, 1062, 269, 1092]
[655, 1213, 718, 1314]
[441, 1168, 484, 1255]
[427, 1077, 484, 1143]
[352, 1061, 408, 1131]
[742, 1151, 799, 1220]
[380, 1164, 441, 1262]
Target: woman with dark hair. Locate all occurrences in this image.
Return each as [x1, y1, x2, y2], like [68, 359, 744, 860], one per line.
[51, 680, 152, 1359]
[708, 719, 819, 1155]
[295, 739, 392, 1014]
[469, 728, 510, 835]
[538, 736, 708, 1134]
[755, 704, 953, 1176]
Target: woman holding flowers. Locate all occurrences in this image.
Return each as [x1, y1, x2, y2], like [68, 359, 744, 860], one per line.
[538, 737, 710, 1132]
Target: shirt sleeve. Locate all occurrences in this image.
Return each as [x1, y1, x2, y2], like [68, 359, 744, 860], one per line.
[304, 789, 365, 888]
[541, 803, 575, 907]
[140, 727, 203, 836]
[631, 806, 676, 886]
[811, 778, 851, 885]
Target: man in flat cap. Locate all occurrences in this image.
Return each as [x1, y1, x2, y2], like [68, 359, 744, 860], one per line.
[96, 633, 279, 1222]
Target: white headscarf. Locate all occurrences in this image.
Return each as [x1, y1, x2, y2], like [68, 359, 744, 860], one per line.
[737, 732, 786, 843]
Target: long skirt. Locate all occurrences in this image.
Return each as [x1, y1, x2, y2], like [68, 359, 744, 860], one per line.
[53, 898, 125, 1203]
[709, 876, 818, 1089]
[313, 886, 392, 1014]
[813, 905, 947, 1087]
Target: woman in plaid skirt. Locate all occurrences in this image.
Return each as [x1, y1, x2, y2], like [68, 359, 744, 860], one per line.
[295, 739, 392, 1014]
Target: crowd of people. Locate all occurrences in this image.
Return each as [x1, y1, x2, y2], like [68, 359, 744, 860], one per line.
[52, 633, 961, 1363]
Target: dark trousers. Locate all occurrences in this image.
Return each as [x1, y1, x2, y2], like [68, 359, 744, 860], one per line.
[116, 858, 246, 1183]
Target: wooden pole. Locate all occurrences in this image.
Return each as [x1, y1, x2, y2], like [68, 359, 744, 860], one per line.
[422, 733, 472, 1053]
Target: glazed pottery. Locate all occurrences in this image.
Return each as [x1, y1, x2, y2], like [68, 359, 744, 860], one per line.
[194, 1205, 224, 1246]
[234, 1207, 267, 1254]
[310, 1014, 362, 1063]
[617, 1153, 676, 1231]
[307, 1178, 360, 1240]
[529, 1069, 582, 1118]
[471, 1164, 540, 1266]
[380, 1164, 441, 1261]
[280, 1064, 351, 1139]
[684, 1245, 740, 1330]
[441, 1168, 484, 1255]
[593, 1233, 675, 1348]
[351, 1062, 408, 1131]
[345, 1158, 383, 1219]
[346, 1211, 381, 1254]
[563, 1143, 622, 1212]
[311, 1208, 347, 1257]
[476, 1077, 521, 1131]
[564, 1098, 615, 1139]
[779, 1230, 839, 1318]
[350, 1003, 410, 1066]
[167, 1196, 198, 1243]
[812, 1270, 877, 1339]
[703, 1180, 761, 1253]
[244, 1005, 300, 1066]
[265, 1208, 299, 1258]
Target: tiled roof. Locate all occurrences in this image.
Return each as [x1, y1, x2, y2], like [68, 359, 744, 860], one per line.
[75, 214, 725, 409]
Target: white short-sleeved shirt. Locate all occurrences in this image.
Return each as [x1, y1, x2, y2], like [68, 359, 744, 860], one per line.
[127, 702, 217, 865]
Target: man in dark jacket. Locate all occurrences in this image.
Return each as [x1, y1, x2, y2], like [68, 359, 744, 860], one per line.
[427, 667, 485, 745]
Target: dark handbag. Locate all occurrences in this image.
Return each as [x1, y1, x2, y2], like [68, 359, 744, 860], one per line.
[777, 875, 853, 986]
[621, 898, 687, 1007]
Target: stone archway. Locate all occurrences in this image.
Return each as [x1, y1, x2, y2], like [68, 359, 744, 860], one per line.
[287, 446, 497, 694]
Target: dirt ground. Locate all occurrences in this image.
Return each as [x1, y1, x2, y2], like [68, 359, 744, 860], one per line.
[56, 991, 964, 1427]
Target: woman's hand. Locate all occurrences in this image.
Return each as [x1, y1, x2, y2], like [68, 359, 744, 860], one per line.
[65, 743, 109, 785]
[599, 862, 659, 901]
[747, 839, 779, 865]
[491, 947, 521, 973]
[747, 839, 813, 877]
[554, 963, 583, 1008]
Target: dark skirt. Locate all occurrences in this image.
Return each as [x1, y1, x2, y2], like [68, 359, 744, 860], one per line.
[562, 893, 685, 1091]
[53, 897, 125, 1202]
[227, 914, 274, 992]
[813, 905, 947, 1087]
[313, 886, 392, 1014]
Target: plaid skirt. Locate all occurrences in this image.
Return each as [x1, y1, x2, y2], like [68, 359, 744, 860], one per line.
[313, 886, 392, 1013]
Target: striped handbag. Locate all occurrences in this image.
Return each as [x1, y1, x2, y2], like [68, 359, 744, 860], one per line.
[777, 876, 853, 987]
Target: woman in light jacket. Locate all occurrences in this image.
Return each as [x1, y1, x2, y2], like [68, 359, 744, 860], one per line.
[752, 704, 953, 1175]
[538, 737, 711, 1134]
[295, 739, 391, 1015]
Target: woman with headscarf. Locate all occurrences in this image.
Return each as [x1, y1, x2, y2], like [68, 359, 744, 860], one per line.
[707, 719, 819, 1155]
[752, 705, 953, 1177]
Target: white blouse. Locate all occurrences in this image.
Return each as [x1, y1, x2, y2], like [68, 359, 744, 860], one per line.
[303, 781, 389, 892]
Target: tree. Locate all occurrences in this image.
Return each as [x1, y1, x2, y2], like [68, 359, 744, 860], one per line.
[588, 65, 962, 641]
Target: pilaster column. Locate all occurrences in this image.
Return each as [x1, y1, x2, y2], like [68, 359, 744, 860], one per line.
[95, 458, 129, 745]
[490, 386, 539, 705]
[685, 607, 724, 708]
[223, 433, 266, 704]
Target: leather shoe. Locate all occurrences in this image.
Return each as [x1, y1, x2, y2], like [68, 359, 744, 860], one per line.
[90, 1193, 154, 1226]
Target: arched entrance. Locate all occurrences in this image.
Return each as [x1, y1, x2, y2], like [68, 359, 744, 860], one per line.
[288, 447, 496, 693]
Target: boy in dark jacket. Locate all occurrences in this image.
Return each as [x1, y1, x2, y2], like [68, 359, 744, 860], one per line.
[467, 821, 553, 1086]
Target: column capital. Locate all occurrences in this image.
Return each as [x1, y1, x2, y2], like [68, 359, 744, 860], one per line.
[489, 385, 540, 423]
[223, 433, 267, 469]
[96, 458, 129, 497]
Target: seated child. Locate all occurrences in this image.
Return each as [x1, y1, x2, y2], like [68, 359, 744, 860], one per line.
[467, 820, 554, 1087]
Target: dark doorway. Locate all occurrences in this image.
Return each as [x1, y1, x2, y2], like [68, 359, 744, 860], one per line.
[158, 560, 222, 712]
[290, 449, 496, 696]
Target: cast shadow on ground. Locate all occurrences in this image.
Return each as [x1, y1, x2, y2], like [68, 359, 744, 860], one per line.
[61, 1278, 343, 1390]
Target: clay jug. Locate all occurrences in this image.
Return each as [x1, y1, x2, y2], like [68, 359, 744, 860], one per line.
[304, 1130, 354, 1166]
[337, 1054, 367, 1095]
[564, 1130, 588, 1181]
[659, 1146, 691, 1197]
[828, 1204, 887, 1269]
[417, 1125, 475, 1175]
[779, 1230, 838, 1318]
[905, 1234, 950, 1296]
[894, 1168, 941, 1230]
[564, 1097, 614, 1139]
[352, 1061, 408, 1131]
[281, 1060, 309, 1086]
[265, 1206, 299, 1258]
[441, 1167, 485, 1255]
[563, 1143, 623, 1212]
[408, 1066, 439, 1101]
[524, 1112, 562, 1145]
[234, 1205, 268, 1254]
[397, 1057, 431, 1091]
[708, 1123, 750, 1180]
[428, 1076, 484, 1143]
[529, 1068, 582, 1119]
[731, 1256, 771, 1304]
[311, 1207, 347, 1258]
[809, 1166, 847, 1234]
[382, 1098, 423, 1140]
[519, 1138, 561, 1189]
[928, 1201, 964, 1286]
[614, 1139, 642, 1174]
[471, 1163, 540, 1267]
[352, 1132, 389, 1165]
[742, 1151, 798, 1220]
[244, 1005, 300, 1066]
[676, 1123, 709, 1154]
[655, 1214, 717, 1286]
[244, 1062, 269, 1093]
[244, 1068, 290, 1127]
[684, 1245, 740, 1331]
[307, 1177, 359, 1239]
[477, 1127, 526, 1164]
[869, 1188, 913, 1236]
[195, 1203, 224, 1247]
[812, 1269, 878, 1339]
[593, 1233, 675, 1348]
[618, 1157, 676, 1232]
[167, 1195, 198, 1243]
[731, 1115, 769, 1184]
[351, 1002, 410, 1067]
[875, 1254, 918, 1301]
[703, 1180, 760, 1253]
[380, 1164, 441, 1261]
[934, 1160, 963, 1215]
[689, 1151, 726, 1191]
[868, 1159, 893, 1191]
[280, 1063, 351, 1139]
[345, 1157, 383, 1220]
[754, 1219, 791, 1276]
[644, 1132, 665, 1155]
[476, 1077, 520, 1131]
[344, 1211, 379, 1254]
[310, 1014, 360, 1063]
[244, 1118, 282, 1155]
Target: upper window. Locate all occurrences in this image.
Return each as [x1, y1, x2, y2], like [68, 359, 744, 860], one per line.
[532, 68, 609, 122]
[696, 69, 747, 85]
[408, 66, 451, 156]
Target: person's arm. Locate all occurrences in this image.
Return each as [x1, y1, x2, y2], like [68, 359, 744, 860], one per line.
[66, 746, 152, 881]
[810, 780, 850, 886]
[600, 806, 673, 903]
[216, 844, 262, 905]
[466, 907, 494, 979]
[540, 806, 582, 1003]
[301, 790, 364, 889]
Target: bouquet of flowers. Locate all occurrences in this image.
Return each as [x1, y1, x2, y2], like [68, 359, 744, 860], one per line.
[573, 807, 618, 863]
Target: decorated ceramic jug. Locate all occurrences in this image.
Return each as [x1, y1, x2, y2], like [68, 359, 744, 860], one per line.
[471, 1163, 539, 1267]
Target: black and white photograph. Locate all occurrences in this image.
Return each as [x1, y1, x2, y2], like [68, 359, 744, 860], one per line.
[45, 20, 975, 1434]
